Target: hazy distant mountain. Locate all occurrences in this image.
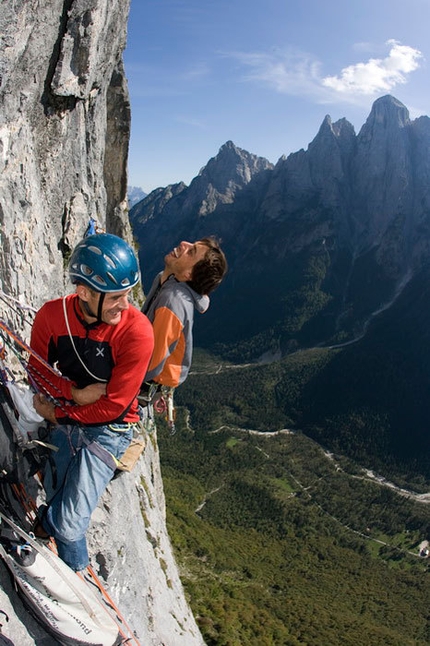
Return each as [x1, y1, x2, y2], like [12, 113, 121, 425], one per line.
[127, 185, 147, 208]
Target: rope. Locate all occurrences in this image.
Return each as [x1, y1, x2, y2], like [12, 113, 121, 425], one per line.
[0, 321, 72, 419]
[0, 289, 37, 314]
[0, 296, 65, 399]
[0, 319, 59, 378]
[84, 565, 142, 646]
[0, 290, 37, 331]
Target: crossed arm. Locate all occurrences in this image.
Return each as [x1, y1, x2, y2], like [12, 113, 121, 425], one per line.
[33, 382, 106, 424]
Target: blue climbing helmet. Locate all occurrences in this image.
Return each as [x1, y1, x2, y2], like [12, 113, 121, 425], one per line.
[69, 233, 140, 292]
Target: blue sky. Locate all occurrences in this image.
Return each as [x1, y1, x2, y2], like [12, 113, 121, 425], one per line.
[124, 0, 429, 193]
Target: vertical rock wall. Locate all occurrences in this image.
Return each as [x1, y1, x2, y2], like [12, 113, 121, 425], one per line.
[0, 1, 205, 643]
[0, 0, 132, 317]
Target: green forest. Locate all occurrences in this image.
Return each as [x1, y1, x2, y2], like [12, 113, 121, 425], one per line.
[178, 333, 430, 486]
[156, 419, 429, 644]
[154, 344, 430, 645]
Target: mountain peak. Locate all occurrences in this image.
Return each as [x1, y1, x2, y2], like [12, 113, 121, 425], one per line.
[309, 114, 355, 158]
[196, 141, 273, 194]
[220, 140, 237, 150]
[366, 94, 410, 128]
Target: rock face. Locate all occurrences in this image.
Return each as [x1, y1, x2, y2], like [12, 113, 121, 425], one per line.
[86, 432, 204, 645]
[0, 1, 204, 644]
[131, 96, 430, 358]
[0, 0, 132, 316]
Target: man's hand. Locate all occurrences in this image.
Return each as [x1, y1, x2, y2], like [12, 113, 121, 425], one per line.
[71, 383, 107, 406]
[33, 393, 57, 425]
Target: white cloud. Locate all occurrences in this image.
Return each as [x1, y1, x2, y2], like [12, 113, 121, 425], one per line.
[322, 40, 423, 95]
[225, 40, 423, 104]
[227, 47, 323, 96]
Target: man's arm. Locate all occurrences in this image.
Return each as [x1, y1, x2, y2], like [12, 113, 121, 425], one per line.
[71, 383, 107, 405]
[33, 383, 107, 424]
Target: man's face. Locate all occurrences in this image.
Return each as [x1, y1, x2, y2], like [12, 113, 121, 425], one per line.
[77, 286, 131, 325]
[164, 240, 208, 281]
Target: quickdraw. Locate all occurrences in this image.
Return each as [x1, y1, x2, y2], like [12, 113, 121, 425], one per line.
[152, 389, 176, 435]
[139, 382, 176, 435]
[164, 386, 176, 435]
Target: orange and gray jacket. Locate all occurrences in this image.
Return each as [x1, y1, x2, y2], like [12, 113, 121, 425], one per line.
[142, 273, 209, 388]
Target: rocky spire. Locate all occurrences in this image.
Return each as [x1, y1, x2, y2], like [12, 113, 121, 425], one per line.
[184, 141, 273, 216]
[352, 95, 413, 246]
[360, 94, 410, 132]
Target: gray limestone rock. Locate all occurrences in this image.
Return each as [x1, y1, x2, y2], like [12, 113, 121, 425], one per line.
[0, 0, 132, 317]
[0, 1, 205, 644]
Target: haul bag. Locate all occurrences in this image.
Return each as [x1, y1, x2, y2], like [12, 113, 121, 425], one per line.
[0, 511, 122, 646]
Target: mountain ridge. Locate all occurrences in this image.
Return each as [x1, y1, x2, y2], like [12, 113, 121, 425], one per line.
[131, 95, 430, 487]
[131, 95, 430, 359]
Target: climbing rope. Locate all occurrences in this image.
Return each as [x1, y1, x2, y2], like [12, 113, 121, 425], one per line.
[0, 317, 72, 419]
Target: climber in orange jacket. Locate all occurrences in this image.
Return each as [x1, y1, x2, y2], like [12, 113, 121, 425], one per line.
[141, 237, 227, 390]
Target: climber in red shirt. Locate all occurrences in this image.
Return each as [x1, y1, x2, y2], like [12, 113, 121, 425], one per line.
[29, 233, 154, 572]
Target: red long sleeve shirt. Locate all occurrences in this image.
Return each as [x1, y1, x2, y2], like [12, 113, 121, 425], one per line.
[29, 294, 154, 425]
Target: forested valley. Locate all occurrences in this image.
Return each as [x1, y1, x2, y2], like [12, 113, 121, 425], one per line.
[156, 350, 430, 645]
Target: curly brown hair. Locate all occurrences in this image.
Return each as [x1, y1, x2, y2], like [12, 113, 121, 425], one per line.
[187, 237, 227, 295]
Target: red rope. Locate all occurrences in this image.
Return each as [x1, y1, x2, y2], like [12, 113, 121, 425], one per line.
[0, 319, 59, 377]
[84, 565, 142, 645]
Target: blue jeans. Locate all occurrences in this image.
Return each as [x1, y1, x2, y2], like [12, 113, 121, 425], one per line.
[42, 424, 132, 571]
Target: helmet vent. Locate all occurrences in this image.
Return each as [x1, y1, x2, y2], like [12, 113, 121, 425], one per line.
[80, 264, 93, 277]
[104, 254, 117, 269]
[92, 274, 108, 286]
[87, 245, 103, 256]
[106, 271, 119, 285]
